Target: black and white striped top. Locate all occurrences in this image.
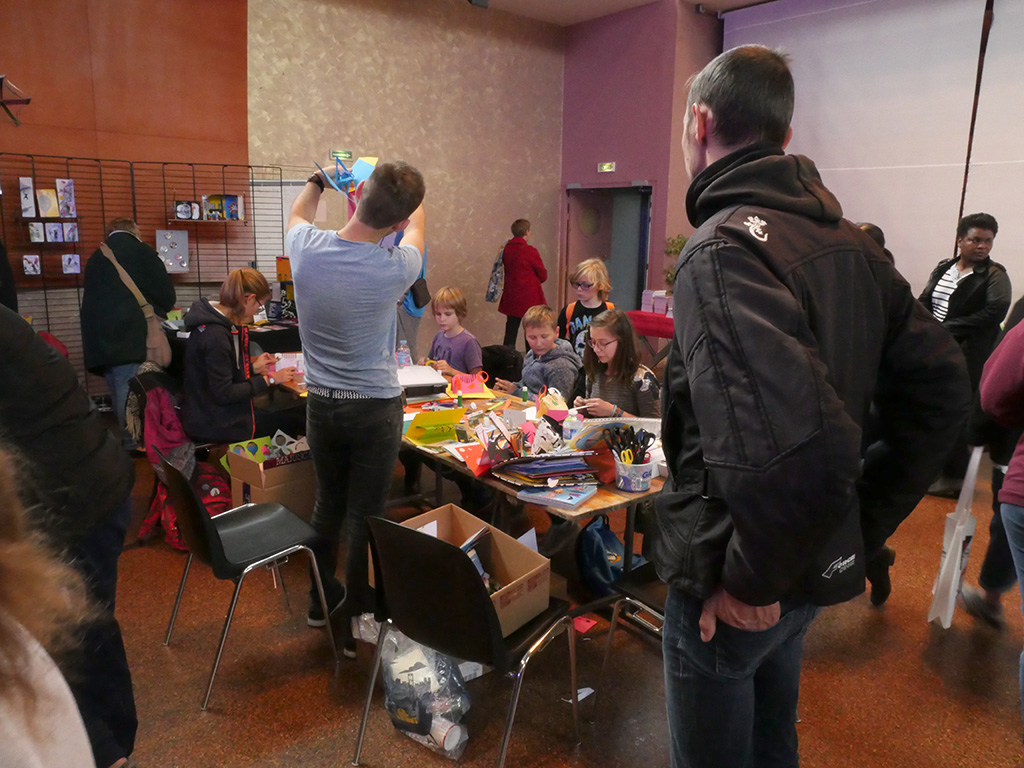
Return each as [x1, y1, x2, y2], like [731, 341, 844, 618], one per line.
[931, 263, 968, 321]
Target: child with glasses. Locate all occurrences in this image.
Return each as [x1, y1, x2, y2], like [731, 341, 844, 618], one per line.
[574, 309, 660, 418]
[558, 258, 614, 359]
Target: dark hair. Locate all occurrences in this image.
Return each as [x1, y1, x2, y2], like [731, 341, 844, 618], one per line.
[106, 217, 141, 239]
[957, 212, 998, 239]
[356, 161, 425, 230]
[583, 309, 641, 387]
[687, 45, 794, 148]
[511, 219, 531, 238]
[857, 222, 886, 248]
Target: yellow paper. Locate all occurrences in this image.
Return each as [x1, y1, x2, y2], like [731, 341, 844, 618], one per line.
[406, 408, 466, 446]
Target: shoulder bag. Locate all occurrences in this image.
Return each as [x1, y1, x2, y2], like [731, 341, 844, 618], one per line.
[100, 242, 172, 368]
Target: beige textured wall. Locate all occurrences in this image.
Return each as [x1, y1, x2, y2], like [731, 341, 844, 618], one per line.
[248, 0, 564, 355]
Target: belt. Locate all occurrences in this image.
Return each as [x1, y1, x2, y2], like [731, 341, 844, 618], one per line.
[305, 384, 372, 400]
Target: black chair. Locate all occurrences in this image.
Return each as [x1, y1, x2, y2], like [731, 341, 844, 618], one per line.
[353, 517, 580, 768]
[157, 453, 339, 709]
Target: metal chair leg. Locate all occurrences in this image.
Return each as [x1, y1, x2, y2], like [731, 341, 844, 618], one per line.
[566, 618, 580, 744]
[303, 547, 340, 664]
[496, 660, 529, 768]
[353, 620, 390, 766]
[272, 561, 291, 612]
[164, 552, 194, 646]
[588, 596, 626, 722]
[201, 572, 247, 710]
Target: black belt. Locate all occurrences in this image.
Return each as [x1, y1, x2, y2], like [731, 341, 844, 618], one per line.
[305, 385, 372, 400]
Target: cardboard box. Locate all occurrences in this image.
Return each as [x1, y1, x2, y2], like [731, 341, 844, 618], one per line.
[375, 504, 550, 637]
[227, 449, 316, 522]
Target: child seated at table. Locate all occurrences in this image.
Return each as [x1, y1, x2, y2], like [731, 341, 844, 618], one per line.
[558, 258, 614, 359]
[419, 286, 483, 376]
[494, 305, 581, 398]
[574, 309, 661, 419]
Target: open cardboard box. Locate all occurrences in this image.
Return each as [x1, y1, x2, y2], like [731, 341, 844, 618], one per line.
[373, 504, 550, 637]
[227, 449, 316, 522]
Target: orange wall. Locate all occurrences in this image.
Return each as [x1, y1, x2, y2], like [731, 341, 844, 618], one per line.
[0, 0, 248, 164]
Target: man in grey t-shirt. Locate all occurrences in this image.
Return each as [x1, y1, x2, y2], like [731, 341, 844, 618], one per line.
[286, 161, 425, 654]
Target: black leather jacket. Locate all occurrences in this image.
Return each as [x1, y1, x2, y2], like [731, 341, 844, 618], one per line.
[652, 146, 970, 607]
[919, 256, 1011, 389]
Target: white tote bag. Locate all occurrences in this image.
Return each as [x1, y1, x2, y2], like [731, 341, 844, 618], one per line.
[927, 446, 983, 629]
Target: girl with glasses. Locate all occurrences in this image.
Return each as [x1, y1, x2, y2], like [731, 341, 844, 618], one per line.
[574, 308, 660, 419]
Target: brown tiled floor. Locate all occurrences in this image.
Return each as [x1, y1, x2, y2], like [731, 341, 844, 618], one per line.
[118, 459, 1024, 767]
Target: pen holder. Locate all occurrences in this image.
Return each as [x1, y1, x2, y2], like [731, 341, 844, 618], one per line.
[614, 456, 654, 493]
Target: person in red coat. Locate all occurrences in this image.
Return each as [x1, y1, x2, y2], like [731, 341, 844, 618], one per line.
[498, 218, 547, 347]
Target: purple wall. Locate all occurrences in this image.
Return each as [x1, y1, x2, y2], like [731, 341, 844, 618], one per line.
[561, 0, 680, 275]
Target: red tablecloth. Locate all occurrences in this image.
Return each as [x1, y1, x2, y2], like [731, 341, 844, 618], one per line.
[626, 310, 674, 339]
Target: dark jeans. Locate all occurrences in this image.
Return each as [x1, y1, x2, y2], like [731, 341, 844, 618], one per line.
[305, 394, 403, 618]
[663, 588, 819, 768]
[502, 314, 522, 348]
[67, 496, 137, 767]
[980, 467, 1018, 593]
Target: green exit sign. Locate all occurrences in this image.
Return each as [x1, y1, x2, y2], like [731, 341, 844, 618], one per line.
[331, 150, 353, 160]
[597, 162, 616, 173]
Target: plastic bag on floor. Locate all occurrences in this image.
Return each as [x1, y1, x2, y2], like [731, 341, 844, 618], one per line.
[381, 629, 471, 759]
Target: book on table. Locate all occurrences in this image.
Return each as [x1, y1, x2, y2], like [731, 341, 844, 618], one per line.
[515, 484, 598, 510]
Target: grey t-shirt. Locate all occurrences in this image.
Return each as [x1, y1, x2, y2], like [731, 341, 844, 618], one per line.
[286, 223, 422, 398]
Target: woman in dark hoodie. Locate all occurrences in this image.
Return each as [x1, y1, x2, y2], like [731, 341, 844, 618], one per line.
[182, 268, 302, 443]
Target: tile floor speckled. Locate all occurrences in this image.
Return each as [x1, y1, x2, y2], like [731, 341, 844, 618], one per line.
[116, 458, 1024, 768]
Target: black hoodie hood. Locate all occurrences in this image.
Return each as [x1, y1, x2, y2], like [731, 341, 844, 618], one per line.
[183, 297, 233, 331]
[686, 144, 843, 229]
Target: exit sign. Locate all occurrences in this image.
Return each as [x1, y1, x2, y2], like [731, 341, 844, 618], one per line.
[597, 162, 616, 173]
[331, 150, 353, 160]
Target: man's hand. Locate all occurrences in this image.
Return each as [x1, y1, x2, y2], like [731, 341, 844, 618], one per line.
[252, 352, 274, 375]
[699, 588, 780, 642]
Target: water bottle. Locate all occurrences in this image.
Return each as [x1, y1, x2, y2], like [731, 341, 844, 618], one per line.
[562, 411, 583, 442]
[396, 340, 413, 368]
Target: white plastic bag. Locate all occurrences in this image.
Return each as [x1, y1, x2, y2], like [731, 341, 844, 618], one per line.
[927, 446, 983, 628]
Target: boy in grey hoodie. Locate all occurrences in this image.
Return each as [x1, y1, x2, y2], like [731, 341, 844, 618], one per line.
[495, 305, 581, 398]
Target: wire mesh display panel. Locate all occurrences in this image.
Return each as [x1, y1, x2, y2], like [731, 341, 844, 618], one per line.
[0, 153, 286, 396]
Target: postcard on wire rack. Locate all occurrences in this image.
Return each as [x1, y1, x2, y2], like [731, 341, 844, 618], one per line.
[36, 189, 59, 217]
[56, 179, 77, 217]
[62, 222, 79, 242]
[19, 177, 35, 217]
[28, 222, 44, 242]
[44, 222, 63, 242]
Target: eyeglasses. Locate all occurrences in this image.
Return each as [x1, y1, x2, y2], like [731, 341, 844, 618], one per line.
[587, 336, 618, 351]
[572, 281, 595, 290]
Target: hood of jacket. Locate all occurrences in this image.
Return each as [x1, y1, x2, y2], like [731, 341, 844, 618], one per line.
[184, 297, 233, 331]
[536, 338, 581, 366]
[686, 144, 843, 229]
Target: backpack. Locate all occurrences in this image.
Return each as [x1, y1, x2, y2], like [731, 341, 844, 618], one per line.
[481, 344, 523, 384]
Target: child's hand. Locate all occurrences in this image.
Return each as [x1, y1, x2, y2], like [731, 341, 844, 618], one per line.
[493, 378, 515, 394]
[252, 352, 274, 375]
[432, 360, 455, 376]
[271, 367, 298, 385]
[578, 397, 615, 417]
[416, 356, 426, 366]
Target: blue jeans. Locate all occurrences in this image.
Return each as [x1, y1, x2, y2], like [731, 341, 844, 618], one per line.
[305, 395, 403, 618]
[1000, 502, 1024, 743]
[67, 496, 137, 766]
[104, 362, 140, 449]
[663, 588, 819, 768]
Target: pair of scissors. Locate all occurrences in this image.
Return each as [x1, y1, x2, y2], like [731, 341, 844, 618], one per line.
[620, 449, 634, 465]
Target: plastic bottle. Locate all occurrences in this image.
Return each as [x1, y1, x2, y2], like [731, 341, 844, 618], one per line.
[396, 340, 413, 368]
[562, 410, 583, 442]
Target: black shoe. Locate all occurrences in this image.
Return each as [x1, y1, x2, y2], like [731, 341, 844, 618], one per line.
[307, 592, 344, 628]
[328, 610, 358, 658]
[866, 546, 896, 607]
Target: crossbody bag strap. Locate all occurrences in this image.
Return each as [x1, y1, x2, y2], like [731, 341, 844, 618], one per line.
[100, 243, 152, 315]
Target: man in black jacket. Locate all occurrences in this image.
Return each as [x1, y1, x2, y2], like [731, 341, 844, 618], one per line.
[919, 212, 1011, 496]
[653, 46, 969, 767]
[81, 218, 176, 449]
[0, 304, 138, 768]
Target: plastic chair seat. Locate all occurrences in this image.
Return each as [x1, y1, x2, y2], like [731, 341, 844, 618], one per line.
[210, 502, 318, 580]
